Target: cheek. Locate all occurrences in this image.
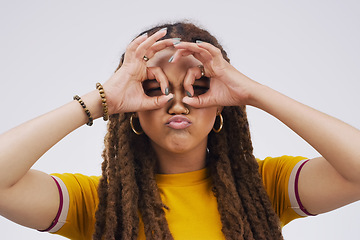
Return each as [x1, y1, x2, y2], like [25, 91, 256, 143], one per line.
[195, 108, 218, 131]
[137, 112, 160, 135]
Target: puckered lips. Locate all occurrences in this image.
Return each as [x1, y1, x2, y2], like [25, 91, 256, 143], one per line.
[165, 115, 192, 130]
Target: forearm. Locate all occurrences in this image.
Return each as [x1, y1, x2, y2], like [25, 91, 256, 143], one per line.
[249, 84, 360, 182]
[0, 90, 103, 189]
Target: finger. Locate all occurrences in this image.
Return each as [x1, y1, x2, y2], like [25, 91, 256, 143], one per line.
[123, 34, 148, 63]
[135, 28, 168, 59]
[170, 49, 209, 65]
[126, 33, 148, 54]
[195, 41, 223, 59]
[173, 42, 213, 63]
[182, 66, 203, 97]
[147, 67, 169, 95]
[141, 93, 174, 111]
[170, 49, 192, 63]
[182, 92, 215, 108]
[145, 38, 181, 59]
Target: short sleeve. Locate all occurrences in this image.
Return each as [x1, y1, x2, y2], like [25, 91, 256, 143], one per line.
[257, 155, 312, 227]
[48, 173, 101, 240]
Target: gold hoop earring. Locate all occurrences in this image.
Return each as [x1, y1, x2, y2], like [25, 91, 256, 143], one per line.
[130, 115, 144, 135]
[212, 113, 223, 133]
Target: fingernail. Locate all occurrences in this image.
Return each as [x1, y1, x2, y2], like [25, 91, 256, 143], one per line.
[186, 91, 192, 97]
[159, 27, 167, 32]
[196, 40, 203, 44]
[168, 55, 174, 63]
[173, 38, 181, 45]
[165, 87, 169, 95]
[141, 32, 148, 38]
[167, 97, 173, 103]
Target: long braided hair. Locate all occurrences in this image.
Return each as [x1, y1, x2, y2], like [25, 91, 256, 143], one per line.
[93, 22, 283, 240]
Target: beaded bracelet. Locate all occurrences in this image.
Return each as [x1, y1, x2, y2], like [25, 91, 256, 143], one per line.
[73, 95, 93, 126]
[96, 82, 109, 121]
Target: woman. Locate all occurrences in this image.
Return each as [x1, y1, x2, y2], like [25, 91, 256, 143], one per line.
[0, 22, 359, 240]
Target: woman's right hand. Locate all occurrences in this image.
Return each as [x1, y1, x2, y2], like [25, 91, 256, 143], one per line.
[102, 28, 174, 114]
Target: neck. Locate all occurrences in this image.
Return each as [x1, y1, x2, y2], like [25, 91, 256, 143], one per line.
[151, 142, 208, 174]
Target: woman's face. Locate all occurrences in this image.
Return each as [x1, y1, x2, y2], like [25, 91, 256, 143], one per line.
[137, 48, 220, 155]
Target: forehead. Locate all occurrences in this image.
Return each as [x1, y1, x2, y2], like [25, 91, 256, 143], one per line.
[147, 48, 201, 83]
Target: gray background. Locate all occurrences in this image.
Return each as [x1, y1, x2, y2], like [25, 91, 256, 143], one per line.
[1, 0, 359, 239]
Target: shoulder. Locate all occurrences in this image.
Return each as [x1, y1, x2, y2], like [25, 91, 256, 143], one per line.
[51, 173, 101, 190]
[256, 155, 310, 226]
[46, 173, 101, 239]
[256, 155, 308, 196]
[257, 155, 308, 176]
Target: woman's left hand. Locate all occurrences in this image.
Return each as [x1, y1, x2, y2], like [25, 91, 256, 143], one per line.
[172, 41, 260, 108]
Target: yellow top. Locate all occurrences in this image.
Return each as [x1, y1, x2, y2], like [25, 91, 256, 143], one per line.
[49, 155, 309, 240]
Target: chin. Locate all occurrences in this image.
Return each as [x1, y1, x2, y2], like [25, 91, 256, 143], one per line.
[165, 142, 191, 154]
[150, 132, 206, 155]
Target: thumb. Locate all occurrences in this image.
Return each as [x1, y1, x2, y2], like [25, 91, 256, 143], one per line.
[142, 93, 174, 110]
[182, 94, 215, 108]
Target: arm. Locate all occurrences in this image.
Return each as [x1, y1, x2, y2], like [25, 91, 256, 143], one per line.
[174, 41, 360, 214]
[0, 91, 103, 230]
[248, 85, 360, 214]
[0, 29, 174, 230]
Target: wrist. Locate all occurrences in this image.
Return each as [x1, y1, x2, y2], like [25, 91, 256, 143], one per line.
[246, 83, 273, 109]
[81, 90, 104, 120]
[231, 71, 264, 107]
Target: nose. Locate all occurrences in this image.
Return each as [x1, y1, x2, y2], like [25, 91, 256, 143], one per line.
[167, 88, 189, 115]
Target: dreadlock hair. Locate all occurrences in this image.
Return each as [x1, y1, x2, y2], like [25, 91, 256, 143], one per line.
[93, 21, 283, 240]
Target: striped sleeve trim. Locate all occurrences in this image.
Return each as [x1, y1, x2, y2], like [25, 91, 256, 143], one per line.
[288, 159, 316, 216]
[39, 176, 70, 233]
